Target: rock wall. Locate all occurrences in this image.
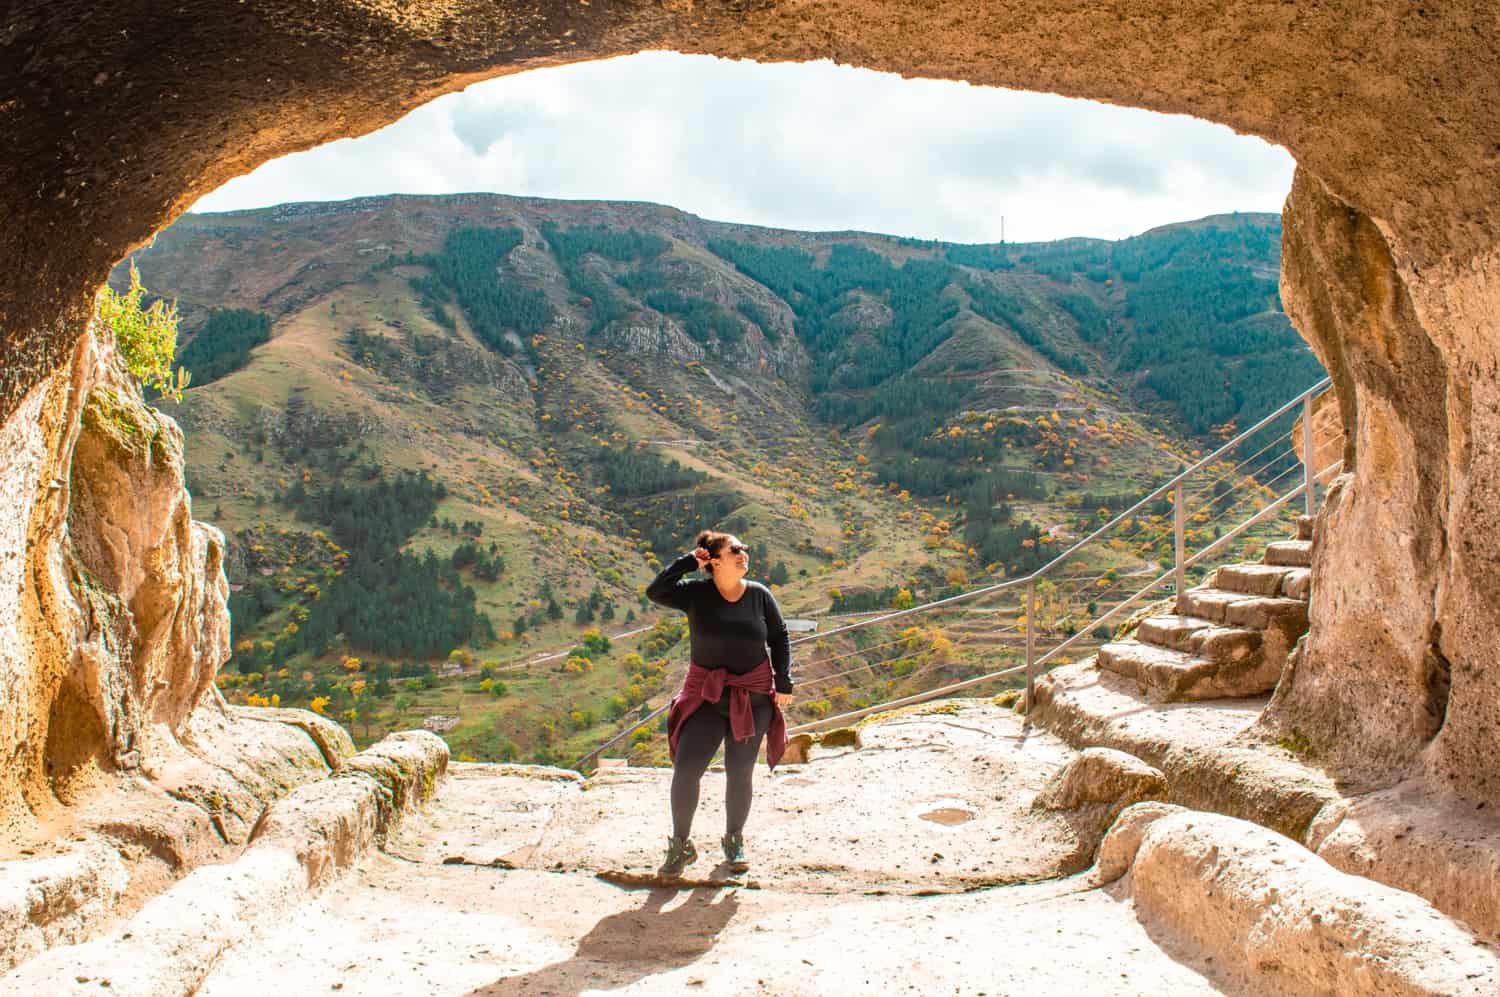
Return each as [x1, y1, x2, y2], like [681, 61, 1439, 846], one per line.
[1, 3, 1497, 810]
[1266, 171, 1500, 800]
[0, 323, 231, 823]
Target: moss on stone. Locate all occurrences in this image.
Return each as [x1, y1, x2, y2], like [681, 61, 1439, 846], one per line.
[818, 727, 861, 749]
[457, 763, 582, 782]
[421, 764, 437, 801]
[1277, 728, 1315, 757]
[80, 385, 167, 464]
[855, 699, 966, 730]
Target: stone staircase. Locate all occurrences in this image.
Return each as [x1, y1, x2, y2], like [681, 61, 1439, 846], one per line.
[1095, 515, 1313, 702]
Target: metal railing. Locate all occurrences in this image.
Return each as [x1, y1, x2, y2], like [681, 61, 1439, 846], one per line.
[575, 377, 1339, 770]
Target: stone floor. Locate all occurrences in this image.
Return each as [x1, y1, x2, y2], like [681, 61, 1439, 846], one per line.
[195, 704, 1227, 995]
[390, 705, 1081, 894]
[197, 860, 1221, 996]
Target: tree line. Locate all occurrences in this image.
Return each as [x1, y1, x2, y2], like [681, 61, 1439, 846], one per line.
[283, 470, 492, 658]
[178, 308, 271, 384]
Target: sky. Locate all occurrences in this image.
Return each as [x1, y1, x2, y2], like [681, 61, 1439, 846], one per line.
[192, 52, 1296, 245]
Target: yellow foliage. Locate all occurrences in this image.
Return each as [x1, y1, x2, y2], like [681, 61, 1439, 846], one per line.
[96, 262, 190, 400]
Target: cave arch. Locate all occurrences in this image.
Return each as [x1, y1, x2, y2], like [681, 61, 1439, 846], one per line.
[3, 2, 1498, 802]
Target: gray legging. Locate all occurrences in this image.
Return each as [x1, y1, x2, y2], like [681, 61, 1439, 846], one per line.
[671, 691, 772, 840]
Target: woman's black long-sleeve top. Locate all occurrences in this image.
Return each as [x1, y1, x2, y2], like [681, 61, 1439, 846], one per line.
[645, 553, 793, 694]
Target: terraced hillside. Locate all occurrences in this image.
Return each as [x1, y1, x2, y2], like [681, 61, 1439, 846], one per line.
[114, 195, 1323, 765]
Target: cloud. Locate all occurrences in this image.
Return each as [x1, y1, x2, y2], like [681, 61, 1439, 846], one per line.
[192, 53, 1295, 243]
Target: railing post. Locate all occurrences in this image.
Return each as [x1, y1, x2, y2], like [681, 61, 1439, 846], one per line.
[1302, 393, 1316, 517]
[1024, 579, 1036, 712]
[1173, 480, 1185, 612]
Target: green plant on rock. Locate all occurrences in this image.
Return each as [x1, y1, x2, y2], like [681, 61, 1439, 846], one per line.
[1277, 727, 1314, 757]
[97, 262, 191, 401]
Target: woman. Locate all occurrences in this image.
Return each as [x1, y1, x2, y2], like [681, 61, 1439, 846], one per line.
[646, 530, 794, 877]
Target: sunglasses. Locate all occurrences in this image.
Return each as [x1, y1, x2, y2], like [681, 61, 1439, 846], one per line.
[719, 543, 749, 556]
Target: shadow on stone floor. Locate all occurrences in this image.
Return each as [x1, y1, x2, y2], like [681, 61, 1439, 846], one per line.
[465, 886, 740, 996]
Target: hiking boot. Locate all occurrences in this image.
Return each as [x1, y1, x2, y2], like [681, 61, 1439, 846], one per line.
[658, 835, 697, 878]
[721, 832, 749, 874]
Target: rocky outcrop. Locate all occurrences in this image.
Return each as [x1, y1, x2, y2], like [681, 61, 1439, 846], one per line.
[1265, 171, 1500, 799]
[0, 327, 382, 971]
[0, 330, 232, 819]
[2, 731, 448, 995]
[1032, 747, 1167, 871]
[1115, 809, 1500, 995]
[600, 313, 708, 365]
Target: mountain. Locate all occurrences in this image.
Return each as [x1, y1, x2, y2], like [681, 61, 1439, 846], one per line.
[114, 194, 1323, 764]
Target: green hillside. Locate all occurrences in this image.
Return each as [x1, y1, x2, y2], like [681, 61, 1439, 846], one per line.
[116, 195, 1322, 766]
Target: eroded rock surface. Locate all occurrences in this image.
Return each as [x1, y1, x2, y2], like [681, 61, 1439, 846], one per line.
[1032, 747, 1168, 872]
[1266, 171, 1500, 808]
[394, 703, 1083, 894]
[0, 331, 380, 970]
[3, 731, 448, 995]
[1125, 810, 1500, 995]
[0, 333, 234, 822]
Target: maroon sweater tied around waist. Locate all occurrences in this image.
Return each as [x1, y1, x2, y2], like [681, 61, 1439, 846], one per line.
[667, 659, 788, 770]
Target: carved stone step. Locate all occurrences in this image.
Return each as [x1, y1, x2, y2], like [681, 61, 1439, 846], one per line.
[1264, 539, 1312, 567]
[1280, 567, 1311, 600]
[1136, 615, 1216, 652]
[1224, 596, 1309, 632]
[1213, 563, 1293, 598]
[1176, 586, 1249, 624]
[1195, 626, 1264, 666]
[1097, 638, 1279, 701]
[1297, 515, 1314, 541]
[1134, 616, 1262, 666]
[1098, 640, 1191, 683]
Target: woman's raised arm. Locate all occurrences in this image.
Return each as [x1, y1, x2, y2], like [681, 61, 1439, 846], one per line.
[646, 551, 702, 610]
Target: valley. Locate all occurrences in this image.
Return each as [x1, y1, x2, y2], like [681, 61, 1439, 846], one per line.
[117, 194, 1323, 766]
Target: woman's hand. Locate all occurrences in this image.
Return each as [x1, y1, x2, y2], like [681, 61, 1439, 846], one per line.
[692, 547, 712, 570]
[775, 692, 794, 707]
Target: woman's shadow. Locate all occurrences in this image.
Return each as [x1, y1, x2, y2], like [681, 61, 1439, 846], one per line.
[466, 886, 741, 996]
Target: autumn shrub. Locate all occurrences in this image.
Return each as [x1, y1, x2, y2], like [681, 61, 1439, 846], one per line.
[97, 262, 190, 400]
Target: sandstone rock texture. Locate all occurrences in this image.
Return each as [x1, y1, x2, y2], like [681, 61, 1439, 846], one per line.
[1092, 800, 1184, 884]
[1124, 810, 1500, 995]
[1267, 169, 1500, 801]
[0, 332, 234, 821]
[0, 329, 376, 968]
[2, 731, 449, 995]
[1032, 747, 1167, 871]
[1030, 662, 1342, 841]
[1290, 385, 1345, 486]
